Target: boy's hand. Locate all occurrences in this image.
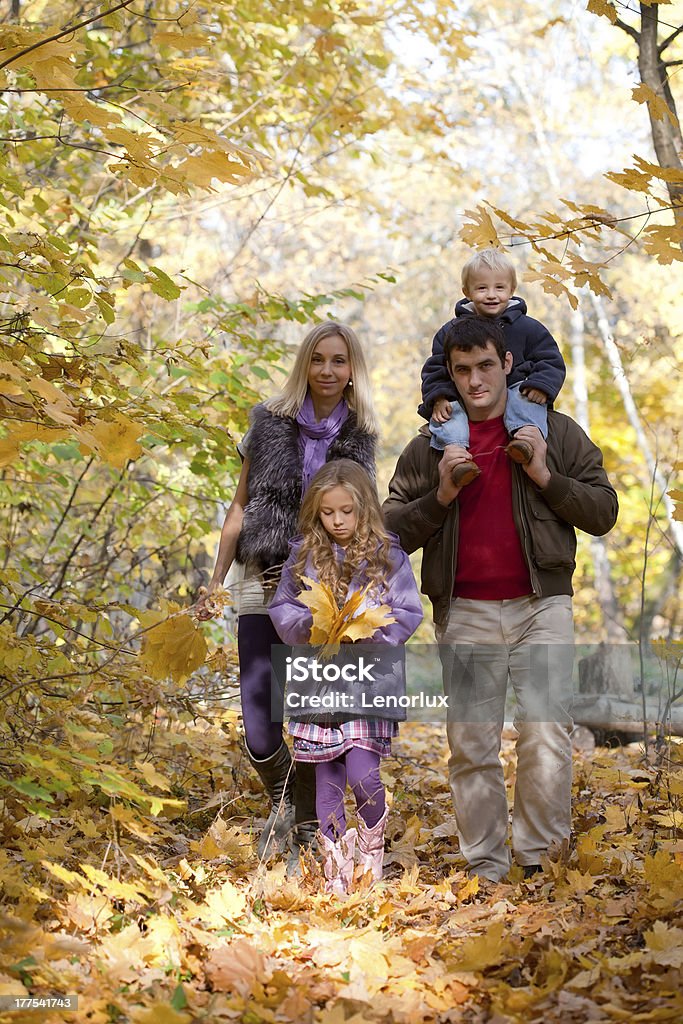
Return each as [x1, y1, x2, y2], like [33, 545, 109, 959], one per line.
[432, 397, 452, 423]
[522, 387, 548, 405]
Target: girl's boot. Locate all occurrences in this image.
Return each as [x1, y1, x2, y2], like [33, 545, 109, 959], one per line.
[318, 829, 357, 894]
[356, 806, 389, 883]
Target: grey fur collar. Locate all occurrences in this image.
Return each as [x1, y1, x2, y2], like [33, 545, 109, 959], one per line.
[236, 404, 376, 571]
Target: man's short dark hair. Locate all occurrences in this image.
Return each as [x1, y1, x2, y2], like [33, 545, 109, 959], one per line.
[443, 317, 507, 367]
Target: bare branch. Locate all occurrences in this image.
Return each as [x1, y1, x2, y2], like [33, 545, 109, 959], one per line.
[614, 16, 640, 43]
[659, 24, 683, 55]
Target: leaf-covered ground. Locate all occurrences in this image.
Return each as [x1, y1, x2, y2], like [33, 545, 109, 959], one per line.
[1, 715, 683, 1024]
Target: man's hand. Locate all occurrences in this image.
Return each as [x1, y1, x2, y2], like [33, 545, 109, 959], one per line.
[432, 397, 452, 424]
[521, 387, 549, 405]
[436, 445, 472, 506]
[513, 426, 551, 489]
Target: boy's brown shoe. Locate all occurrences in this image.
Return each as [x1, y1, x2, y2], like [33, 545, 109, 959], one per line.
[505, 439, 533, 465]
[451, 462, 481, 487]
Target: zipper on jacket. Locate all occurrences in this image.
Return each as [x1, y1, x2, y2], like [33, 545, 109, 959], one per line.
[445, 503, 459, 613]
[513, 468, 540, 596]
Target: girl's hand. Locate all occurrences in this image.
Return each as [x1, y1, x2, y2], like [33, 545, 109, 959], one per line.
[432, 397, 452, 423]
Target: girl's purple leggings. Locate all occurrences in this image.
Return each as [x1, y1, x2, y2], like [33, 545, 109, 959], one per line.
[238, 614, 285, 759]
[315, 747, 386, 840]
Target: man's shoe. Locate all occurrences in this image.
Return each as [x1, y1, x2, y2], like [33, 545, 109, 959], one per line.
[523, 863, 543, 879]
[451, 462, 481, 487]
[505, 439, 533, 465]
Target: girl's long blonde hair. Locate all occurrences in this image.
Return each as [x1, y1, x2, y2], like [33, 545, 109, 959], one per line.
[266, 321, 378, 435]
[293, 460, 392, 606]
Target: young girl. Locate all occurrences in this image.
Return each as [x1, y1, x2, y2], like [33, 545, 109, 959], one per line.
[269, 460, 423, 893]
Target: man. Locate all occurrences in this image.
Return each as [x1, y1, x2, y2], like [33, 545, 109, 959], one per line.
[383, 316, 618, 881]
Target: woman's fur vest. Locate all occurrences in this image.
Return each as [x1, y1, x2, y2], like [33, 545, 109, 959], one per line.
[236, 403, 376, 572]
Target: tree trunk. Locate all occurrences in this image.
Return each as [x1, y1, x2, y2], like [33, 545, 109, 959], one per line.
[636, 3, 683, 241]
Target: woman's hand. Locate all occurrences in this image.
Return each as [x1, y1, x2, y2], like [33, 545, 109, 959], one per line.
[194, 583, 229, 620]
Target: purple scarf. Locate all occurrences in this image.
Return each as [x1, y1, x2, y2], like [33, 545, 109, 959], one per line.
[296, 393, 349, 493]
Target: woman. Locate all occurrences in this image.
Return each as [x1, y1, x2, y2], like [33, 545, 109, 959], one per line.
[196, 322, 378, 870]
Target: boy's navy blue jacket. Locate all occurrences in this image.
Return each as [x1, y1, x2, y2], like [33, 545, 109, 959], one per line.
[418, 296, 566, 420]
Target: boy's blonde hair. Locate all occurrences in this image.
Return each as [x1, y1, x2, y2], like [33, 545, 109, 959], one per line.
[294, 460, 392, 607]
[266, 321, 378, 435]
[461, 248, 517, 294]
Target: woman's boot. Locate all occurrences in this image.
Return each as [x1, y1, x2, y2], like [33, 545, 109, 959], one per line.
[287, 761, 318, 875]
[356, 806, 389, 883]
[247, 742, 295, 859]
[318, 829, 357, 894]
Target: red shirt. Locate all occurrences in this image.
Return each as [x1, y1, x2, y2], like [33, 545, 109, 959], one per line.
[453, 416, 532, 600]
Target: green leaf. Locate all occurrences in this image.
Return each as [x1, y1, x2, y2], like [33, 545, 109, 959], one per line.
[4, 778, 56, 803]
[149, 267, 182, 300]
[95, 293, 116, 324]
[251, 365, 271, 380]
[171, 985, 188, 1011]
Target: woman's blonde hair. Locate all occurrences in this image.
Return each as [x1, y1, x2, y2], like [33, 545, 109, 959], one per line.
[266, 321, 378, 435]
[461, 248, 517, 294]
[293, 460, 392, 606]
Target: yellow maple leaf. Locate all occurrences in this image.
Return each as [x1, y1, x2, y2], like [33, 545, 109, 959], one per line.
[454, 920, 507, 972]
[644, 920, 683, 967]
[202, 879, 247, 926]
[652, 809, 683, 829]
[135, 760, 172, 793]
[298, 576, 395, 658]
[139, 603, 208, 683]
[204, 938, 267, 993]
[76, 413, 144, 468]
[523, 267, 579, 309]
[632, 83, 679, 128]
[669, 489, 683, 523]
[175, 151, 253, 190]
[61, 92, 121, 128]
[0, 422, 69, 467]
[131, 1005, 190, 1024]
[587, 0, 617, 24]
[642, 224, 683, 265]
[460, 205, 501, 249]
[152, 29, 210, 51]
[349, 931, 392, 988]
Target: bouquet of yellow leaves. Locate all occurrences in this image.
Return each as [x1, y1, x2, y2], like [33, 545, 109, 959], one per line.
[193, 585, 233, 618]
[298, 576, 395, 660]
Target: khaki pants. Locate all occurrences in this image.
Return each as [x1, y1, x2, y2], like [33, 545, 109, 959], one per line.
[437, 595, 574, 881]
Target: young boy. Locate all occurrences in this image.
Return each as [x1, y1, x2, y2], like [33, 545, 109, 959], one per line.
[418, 249, 566, 486]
